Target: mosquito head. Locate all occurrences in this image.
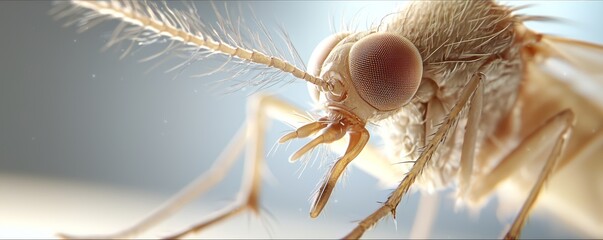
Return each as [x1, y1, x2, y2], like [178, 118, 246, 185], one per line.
[307, 31, 423, 122]
[282, 31, 423, 218]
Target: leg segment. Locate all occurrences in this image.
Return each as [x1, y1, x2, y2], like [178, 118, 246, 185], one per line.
[344, 73, 484, 239]
[407, 73, 484, 239]
[58, 124, 248, 239]
[504, 110, 573, 239]
[458, 72, 484, 195]
[163, 93, 368, 239]
[463, 110, 574, 239]
[58, 94, 310, 239]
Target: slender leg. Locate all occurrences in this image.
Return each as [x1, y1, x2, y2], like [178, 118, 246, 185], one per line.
[461, 109, 574, 239]
[163, 93, 368, 239]
[537, 131, 603, 237]
[407, 74, 483, 239]
[57, 93, 410, 239]
[58, 124, 248, 239]
[465, 110, 575, 204]
[344, 73, 484, 239]
[167, 93, 410, 239]
[57, 94, 309, 239]
[503, 113, 572, 240]
[458, 72, 484, 196]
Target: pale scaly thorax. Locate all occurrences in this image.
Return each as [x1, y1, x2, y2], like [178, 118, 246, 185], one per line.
[376, 0, 524, 191]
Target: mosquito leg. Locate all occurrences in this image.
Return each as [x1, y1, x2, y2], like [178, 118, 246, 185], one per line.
[344, 72, 484, 239]
[463, 110, 574, 239]
[504, 111, 573, 239]
[538, 130, 603, 236]
[168, 92, 411, 239]
[58, 124, 248, 239]
[57, 93, 308, 239]
[407, 75, 483, 239]
[458, 71, 484, 196]
[164, 94, 316, 239]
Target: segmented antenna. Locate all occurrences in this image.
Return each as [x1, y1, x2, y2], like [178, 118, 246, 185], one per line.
[51, 0, 330, 91]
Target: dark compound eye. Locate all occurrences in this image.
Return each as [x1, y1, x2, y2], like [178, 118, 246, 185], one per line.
[349, 32, 423, 111]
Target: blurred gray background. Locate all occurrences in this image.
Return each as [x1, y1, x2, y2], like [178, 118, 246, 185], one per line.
[1, 1, 602, 238]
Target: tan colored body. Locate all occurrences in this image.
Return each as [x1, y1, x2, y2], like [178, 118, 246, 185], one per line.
[378, 1, 523, 191]
[370, 1, 603, 237]
[53, 0, 603, 238]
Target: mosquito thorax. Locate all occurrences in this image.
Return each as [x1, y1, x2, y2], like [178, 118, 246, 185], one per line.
[308, 31, 423, 123]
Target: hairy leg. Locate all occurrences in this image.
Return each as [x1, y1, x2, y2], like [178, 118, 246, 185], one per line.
[344, 73, 484, 239]
[463, 110, 574, 239]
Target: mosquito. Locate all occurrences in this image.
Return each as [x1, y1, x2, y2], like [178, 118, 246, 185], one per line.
[51, 0, 603, 239]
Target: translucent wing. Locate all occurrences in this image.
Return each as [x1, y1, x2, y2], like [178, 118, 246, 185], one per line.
[540, 35, 603, 76]
[495, 26, 603, 238]
[530, 32, 603, 109]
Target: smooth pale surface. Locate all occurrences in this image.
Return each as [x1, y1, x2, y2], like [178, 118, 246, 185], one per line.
[1, 1, 601, 239]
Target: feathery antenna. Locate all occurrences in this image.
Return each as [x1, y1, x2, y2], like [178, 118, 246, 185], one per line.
[51, 0, 330, 91]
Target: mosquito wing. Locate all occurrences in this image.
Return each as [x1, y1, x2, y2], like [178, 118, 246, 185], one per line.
[495, 27, 603, 238]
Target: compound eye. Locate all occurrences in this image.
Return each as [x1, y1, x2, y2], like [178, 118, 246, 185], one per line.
[349, 32, 423, 111]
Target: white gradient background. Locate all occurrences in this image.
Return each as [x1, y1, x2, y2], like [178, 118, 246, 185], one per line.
[1, 1, 602, 239]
